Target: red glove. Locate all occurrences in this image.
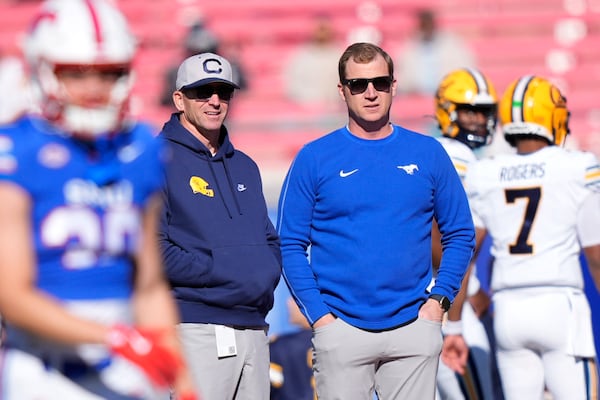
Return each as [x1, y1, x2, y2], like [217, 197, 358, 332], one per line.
[177, 392, 199, 400]
[106, 324, 182, 388]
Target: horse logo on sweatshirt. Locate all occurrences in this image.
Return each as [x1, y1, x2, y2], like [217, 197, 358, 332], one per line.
[189, 176, 215, 197]
[397, 164, 419, 175]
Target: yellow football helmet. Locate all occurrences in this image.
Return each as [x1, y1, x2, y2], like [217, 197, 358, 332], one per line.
[435, 68, 498, 149]
[500, 75, 570, 147]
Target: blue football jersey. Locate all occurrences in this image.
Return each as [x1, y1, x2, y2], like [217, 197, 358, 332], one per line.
[0, 116, 165, 301]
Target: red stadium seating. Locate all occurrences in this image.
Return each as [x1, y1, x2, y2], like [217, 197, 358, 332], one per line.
[0, 0, 599, 167]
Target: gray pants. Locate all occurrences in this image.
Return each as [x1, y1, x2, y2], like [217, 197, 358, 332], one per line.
[177, 323, 270, 400]
[312, 317, 442, 400]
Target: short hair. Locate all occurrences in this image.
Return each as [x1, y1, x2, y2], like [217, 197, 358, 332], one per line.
[338, 42, 394, 81]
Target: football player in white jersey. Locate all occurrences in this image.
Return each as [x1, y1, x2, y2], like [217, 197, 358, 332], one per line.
[464, 75, 600, 400]
[0, 1, 197, 399]
[433, 68, 500, 400]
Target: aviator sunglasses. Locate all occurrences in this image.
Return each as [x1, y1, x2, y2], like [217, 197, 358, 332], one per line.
[184, 85, 235, 101]
[342, 76, 393, 95]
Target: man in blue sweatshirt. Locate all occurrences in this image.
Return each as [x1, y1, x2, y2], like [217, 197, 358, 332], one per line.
[158, 52, 282, 400]
[277, 42, 475, 399]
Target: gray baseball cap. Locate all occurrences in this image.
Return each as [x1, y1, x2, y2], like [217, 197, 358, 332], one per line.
[175, 53, 240, 91]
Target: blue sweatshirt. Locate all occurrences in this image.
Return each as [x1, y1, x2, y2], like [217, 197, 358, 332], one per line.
[158, 113, 282, 327]
[277, 125, 474, 330]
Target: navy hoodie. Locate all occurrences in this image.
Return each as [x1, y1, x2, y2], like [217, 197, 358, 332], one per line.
[158, 113, 282, 327]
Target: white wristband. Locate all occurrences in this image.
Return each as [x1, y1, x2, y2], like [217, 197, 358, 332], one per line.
[442, 320, 463, 336]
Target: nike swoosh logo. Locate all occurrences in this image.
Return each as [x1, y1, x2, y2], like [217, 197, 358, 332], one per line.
[339, 169, 359, 177]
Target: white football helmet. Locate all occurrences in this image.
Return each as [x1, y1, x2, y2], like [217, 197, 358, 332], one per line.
[23, 0, 137, 139]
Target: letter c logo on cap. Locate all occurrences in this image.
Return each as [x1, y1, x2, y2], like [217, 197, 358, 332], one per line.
[203, 58, 223, 75]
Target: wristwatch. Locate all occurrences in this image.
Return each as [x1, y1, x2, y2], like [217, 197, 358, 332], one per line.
[429, 294, 451, 312]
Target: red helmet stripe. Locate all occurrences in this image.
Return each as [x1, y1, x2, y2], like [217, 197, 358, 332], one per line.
[28, 11, 56, 34]
[83, 0, 103, 53]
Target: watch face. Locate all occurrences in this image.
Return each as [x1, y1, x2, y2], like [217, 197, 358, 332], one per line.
[441, 296, 451, 311]
[430, 294, 450, 311]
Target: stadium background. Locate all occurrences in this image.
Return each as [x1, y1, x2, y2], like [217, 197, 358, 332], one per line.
[1, 0, 599, 347]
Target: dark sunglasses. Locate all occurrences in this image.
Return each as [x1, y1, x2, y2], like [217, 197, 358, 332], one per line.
[342, 76, 393, 95]
[184, 85, 235, 101]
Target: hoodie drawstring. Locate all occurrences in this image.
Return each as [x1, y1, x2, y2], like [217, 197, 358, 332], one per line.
[207, 155, 242, 219]
[223, 156, 243, 216]
[206, 159, 233, 219]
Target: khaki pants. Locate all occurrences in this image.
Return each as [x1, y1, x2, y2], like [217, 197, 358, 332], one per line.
[177, 323, 270, 400]
[312, 317, 442, 400]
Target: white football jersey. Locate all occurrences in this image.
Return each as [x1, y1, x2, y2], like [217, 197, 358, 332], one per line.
[436, 136, 477, 181]
[465, 146, 600, 291]
[437, 136, 482, 296]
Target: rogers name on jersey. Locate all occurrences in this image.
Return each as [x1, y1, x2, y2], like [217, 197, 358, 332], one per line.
[64, 179, 133, 207]
[500, 163, 545, 182]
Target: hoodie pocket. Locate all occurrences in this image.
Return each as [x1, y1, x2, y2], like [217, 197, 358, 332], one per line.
[204, 244, 281, 308]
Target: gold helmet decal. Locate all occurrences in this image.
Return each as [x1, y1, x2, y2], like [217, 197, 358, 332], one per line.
[435, 68, 498, 149]
[500, 75, 570, 147]
[189, 176, 214, 197]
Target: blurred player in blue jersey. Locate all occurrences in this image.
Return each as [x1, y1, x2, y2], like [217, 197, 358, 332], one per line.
[432, 68, 501, 400]
[465, 75, 600, 399]
[0, 1, 197, 399]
